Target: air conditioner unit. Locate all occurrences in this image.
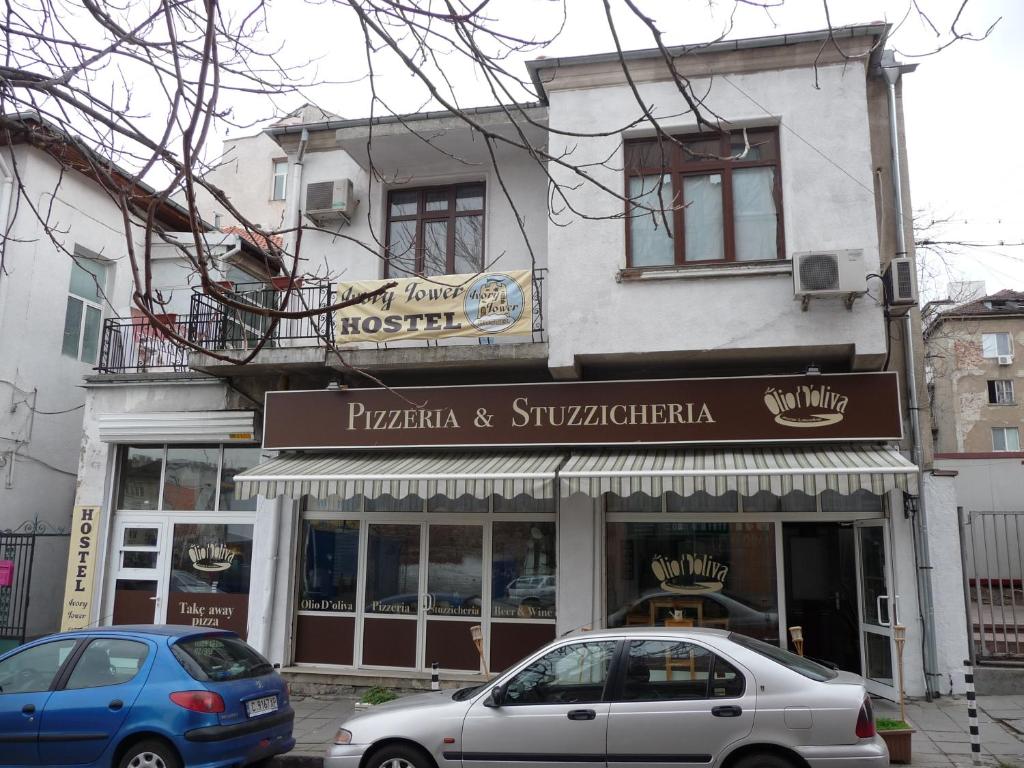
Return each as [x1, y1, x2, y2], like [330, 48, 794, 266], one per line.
[998, 354, 1014, 366]
[882, 256, 918, 306]
[306, 179, 356, 222]
[793, 250, 866, 303]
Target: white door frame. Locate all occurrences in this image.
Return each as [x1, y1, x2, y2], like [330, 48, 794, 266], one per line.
[106, 517, 170, 624]
[854, 519, 899, 700]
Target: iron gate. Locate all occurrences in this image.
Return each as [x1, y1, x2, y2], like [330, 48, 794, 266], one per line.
[961, 510, 1024, 662]
[0, 533, 36, 648]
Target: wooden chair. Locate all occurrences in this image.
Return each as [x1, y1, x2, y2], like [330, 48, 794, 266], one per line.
[664, 647, 696, 681]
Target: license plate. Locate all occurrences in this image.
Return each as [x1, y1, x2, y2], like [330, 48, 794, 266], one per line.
[246, 695, 278, 718]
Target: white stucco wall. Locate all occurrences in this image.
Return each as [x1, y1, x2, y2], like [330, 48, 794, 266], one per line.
[191, 132, 288, 231]
[292, 139, 550, 284]
[543, 63, 887, 371]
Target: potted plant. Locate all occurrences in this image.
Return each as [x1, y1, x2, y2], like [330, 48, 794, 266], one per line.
[354, 686, 397, 711]
[876, 718, 914, 764]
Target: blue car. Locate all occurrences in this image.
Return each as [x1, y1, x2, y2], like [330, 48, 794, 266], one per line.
[0, 625, 294, 767]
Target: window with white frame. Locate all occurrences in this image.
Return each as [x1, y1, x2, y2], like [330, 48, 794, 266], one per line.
[271, 159, 288, 201]
[992, 427, 1021, 452]
[117, 444, 262, 512]
[62, 252, 109, 364]
[982, 332, 1012, 358]
[988, 380, 1015, 405]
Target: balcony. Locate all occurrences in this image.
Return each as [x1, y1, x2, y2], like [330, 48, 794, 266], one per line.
[96, 272, 548, 376]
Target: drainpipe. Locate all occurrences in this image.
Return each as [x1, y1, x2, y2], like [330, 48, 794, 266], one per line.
[283, 129, 309, 259]
[883, 56, 939, 700]
[0, 150, 15, 309]
[256, 495, 283, 659]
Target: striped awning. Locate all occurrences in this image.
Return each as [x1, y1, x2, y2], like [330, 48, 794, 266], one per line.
[234, 452, 565, 501]
[560, 445, 917, 497]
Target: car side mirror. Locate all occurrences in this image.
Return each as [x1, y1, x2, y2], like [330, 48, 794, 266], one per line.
[485, 684, 506, 708]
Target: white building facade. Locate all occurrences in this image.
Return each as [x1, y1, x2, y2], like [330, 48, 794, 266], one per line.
[71, 24, 968, 699]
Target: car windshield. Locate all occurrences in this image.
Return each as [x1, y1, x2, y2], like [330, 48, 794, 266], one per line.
[728, 633, 838, 682]
[172, 635, 274, 682]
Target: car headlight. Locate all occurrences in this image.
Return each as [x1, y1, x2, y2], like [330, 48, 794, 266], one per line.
[334, 728, 353, 745]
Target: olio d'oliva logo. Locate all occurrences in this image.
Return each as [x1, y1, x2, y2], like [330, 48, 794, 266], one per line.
[651, 554, 728, 595]
[763, 383, 849, 428]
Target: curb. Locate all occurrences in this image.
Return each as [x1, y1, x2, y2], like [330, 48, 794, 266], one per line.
[268, 752, 323, 767]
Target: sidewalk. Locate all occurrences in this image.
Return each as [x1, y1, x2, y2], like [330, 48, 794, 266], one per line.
[273, 693, 1024, 767]
[874, 696, 1023, 766]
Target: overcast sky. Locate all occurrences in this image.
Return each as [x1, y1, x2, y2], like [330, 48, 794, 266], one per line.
[234, 0, 1022, 300]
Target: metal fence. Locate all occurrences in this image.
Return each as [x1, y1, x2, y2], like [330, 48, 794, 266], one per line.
[189, 282, 335, 350]
[962, 510, 1024, 662]
[97, 315, 193, 373]
[0, 533, 36, 648]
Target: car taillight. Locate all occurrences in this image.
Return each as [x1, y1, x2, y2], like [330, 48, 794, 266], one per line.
[170, 690, 225, 713]
[855, 697, 875, 738]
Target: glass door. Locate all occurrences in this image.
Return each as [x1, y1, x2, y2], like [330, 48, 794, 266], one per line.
[422, 524, 485, 672]
[362, 523, 423, 668]
[854, 521, 898, 699]
[110, 519, 167, 625]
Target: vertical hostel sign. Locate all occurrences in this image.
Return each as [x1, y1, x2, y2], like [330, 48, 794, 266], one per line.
[60, 505, 101, 631]
[334, 270, 533, 343]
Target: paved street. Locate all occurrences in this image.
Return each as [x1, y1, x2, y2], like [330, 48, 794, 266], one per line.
[274, 693, 1024, 767]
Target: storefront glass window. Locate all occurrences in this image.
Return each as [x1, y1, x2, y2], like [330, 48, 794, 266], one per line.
[428, 494, 489, 514]
[665, 491, 739, 513]
[426, 525, 482, 617]
[606, 521, 778, 644]
[164, 523, 253, 637]
[365, 524, 420, 615]
[492, 521, 556, 620]
[821, 490, 883, 513]
[163, 448, 219, 511]
[742, 490, 816, 513]
[606, 492, 663, 514]
[220, 447, 262, 511]
[118, 447, 163, 509]
[491, 494, 556, 514]
[365, 494, 425, 514]
[300, 520, 360, 612]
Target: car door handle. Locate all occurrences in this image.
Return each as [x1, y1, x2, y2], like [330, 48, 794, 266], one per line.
[711, 705, 742, 718]
[567, 709, 597, 721]
[21, 704, 35, 715]
[109, 699, 124, 711]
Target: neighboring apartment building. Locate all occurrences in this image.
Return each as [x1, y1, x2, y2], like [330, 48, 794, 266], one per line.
[927, 289, 1024, 512]
[0, 118, 196, 642]
[189, 104, 339, 232]
[69, 23, 967, 700]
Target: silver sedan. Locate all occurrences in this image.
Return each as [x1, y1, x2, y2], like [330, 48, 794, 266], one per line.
[326, 627, 888, 768]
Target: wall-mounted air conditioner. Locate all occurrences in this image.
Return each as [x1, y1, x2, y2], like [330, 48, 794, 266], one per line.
[306, 179, 356, 223]
[998, 354, 1014, 366]
[793, 250, 866, 309]
[882, 256, 918, 307]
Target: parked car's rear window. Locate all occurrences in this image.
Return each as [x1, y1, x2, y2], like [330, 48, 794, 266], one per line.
[728, 633, 837, 682]
[172, 635, 274, 682]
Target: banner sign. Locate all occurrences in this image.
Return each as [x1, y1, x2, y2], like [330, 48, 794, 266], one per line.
[263, 372, 902, 450]
[60, 505, 102, 631]
[335, 270, 533, 343]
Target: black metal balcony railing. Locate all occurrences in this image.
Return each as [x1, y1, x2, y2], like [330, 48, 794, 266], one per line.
[189, 282, 336, 351]
[96, 271, 547, 373]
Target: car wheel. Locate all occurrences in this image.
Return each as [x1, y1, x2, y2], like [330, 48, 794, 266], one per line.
[733, 752, 797, 768]
[367, 744, 431, 768]
[118, 739, 181, 768]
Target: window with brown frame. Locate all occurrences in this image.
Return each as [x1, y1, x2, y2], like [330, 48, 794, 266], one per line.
[624, 128, 783, 267]
[385, 182, 485, 277]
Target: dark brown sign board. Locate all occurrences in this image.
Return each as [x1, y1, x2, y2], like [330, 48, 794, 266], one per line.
[262, 372, 902, 450]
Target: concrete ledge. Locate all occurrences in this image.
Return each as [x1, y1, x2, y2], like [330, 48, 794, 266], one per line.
[281, 666, 488, 696]
[189, 346, 327, 375]
[326, 341, 548, 373]
[975, 665, 1024, 695]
